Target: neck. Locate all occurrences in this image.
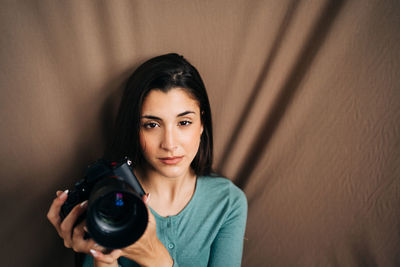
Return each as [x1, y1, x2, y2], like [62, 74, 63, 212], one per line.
[135, 166, 197, 204]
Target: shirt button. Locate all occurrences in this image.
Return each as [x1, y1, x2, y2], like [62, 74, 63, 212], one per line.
[168, 243, 175, 249]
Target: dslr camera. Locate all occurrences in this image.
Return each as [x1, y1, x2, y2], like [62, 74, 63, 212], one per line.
[60, 158, 148, 249]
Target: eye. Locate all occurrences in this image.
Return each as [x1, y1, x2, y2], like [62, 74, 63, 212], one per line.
[179, 120, 192, 126]
[143, 122, 160, 129]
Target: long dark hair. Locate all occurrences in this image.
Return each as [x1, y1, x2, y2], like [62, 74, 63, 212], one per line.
[107, 53, 213, 175]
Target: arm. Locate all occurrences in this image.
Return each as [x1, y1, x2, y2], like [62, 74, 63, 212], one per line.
[207, 188, 248, 267]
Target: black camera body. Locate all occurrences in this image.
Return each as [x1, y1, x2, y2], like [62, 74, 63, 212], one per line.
[60, 158, 148, 249]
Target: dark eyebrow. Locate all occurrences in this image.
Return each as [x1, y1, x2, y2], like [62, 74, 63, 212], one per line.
[177, 111, 196, 117]
[141, 115, 161, 120]
[141, 111, 196, 120]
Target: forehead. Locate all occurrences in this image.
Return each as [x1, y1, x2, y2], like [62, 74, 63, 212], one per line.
[141, 88, 200, 115]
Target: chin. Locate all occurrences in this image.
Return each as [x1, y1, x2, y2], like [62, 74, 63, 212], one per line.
[150, 161, 191, 178]
[158, 167, 188, 178]
[144, 156, 195, 178]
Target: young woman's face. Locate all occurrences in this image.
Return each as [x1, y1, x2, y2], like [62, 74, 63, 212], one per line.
[139, 88, 203, 178]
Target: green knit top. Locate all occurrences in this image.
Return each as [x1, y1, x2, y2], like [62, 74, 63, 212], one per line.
[83, 176, 247, 267]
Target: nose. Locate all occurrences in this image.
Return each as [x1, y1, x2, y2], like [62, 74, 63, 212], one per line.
[161, 127, 177, 151]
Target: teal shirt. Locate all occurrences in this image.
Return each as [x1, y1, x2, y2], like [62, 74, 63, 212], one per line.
[83, 176, 247, 267]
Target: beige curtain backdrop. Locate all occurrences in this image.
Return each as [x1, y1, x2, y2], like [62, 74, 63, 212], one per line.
[1, 0, 399, 266]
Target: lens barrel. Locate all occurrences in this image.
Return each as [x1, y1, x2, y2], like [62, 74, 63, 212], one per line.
[86, 177, 148, 249]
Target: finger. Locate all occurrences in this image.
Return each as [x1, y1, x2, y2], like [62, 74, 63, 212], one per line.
[47, 190, 69, 236]
[47, 190, 69, 224]
[72, 219, 88, 242]
[142, 193, 150, 204]
[141, 193, 150, 213]
[71, 220, 96, 253]
[60, 200, 88, 247]
[90, 249, 122, 264]
[92, 242, 108, 253]
[141, 193, 155, 224]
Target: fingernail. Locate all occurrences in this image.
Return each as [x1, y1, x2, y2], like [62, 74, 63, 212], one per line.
[146, 193, 151, 204]
[59, 190, 69, 200]
[80, 200, 88, 208]
[83, 226, 88, 233]
[90, 249, 98, 257]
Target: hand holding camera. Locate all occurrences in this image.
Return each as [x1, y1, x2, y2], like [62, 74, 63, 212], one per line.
[47, 158, 172, 266]
[59, 158, 148, 249]
[48, 189, 94, 252]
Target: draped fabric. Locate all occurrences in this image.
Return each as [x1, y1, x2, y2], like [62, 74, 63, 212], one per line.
[0, 1, 399, 266]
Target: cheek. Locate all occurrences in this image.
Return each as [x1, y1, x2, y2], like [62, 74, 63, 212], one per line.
[140, 131, 163, 159]
[139, 132, 145, 151]
[183, 127, 203, 152]
[139, 131, 151, 155]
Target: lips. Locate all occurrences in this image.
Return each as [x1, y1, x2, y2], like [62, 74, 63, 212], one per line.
[159, 156, 184, 165]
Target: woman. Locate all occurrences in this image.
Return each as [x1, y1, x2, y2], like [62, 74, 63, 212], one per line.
[47, 53, 247, 267]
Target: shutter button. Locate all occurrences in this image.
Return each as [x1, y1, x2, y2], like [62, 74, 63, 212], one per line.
[168, 243, 175, 249]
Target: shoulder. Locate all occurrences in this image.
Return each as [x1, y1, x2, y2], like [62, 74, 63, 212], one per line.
[197, 175, 247, 210]
[195, 176, 247, 235]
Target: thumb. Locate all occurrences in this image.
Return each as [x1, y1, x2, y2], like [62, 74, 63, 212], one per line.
[142, 193, 151, 205]
[142, 193, 155, 225]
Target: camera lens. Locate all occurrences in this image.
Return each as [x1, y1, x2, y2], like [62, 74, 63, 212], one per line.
[86, 177, 148, 249]
[95, 192, 135, 227]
